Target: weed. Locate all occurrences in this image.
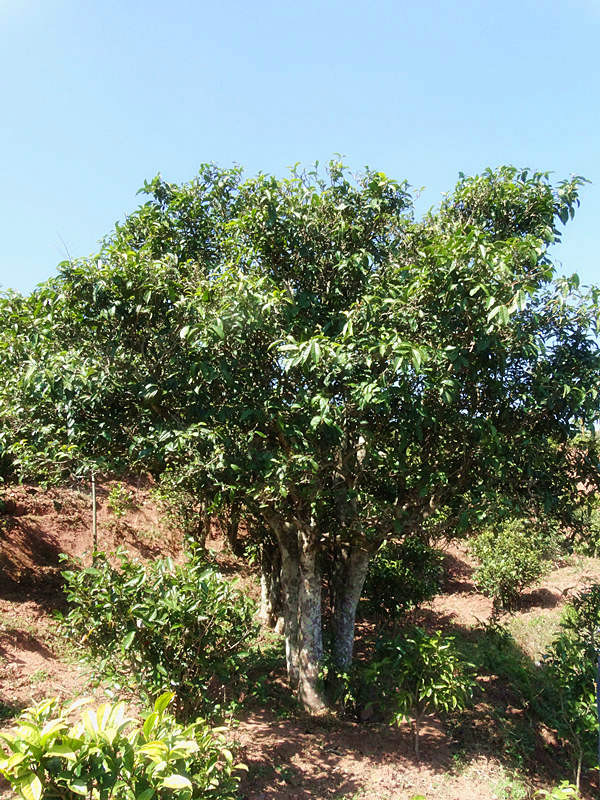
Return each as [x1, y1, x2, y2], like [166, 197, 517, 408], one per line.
[451, 748, 468, 774]
[451, 623, 558, 776]
[535, 781, 580, 798]
[28, 668, 50, 685]
[507, 613, 561, 661]
[274, 764, 296, 784]
[489, 771, 528, 800]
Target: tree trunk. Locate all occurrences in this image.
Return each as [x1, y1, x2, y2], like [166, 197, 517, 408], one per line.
[225, 501, 245, 557]
[413, 717, 421, 761]
[263, 510, 326, 712]
[297, 530, 326, 713]
[271, 522, 301, 690]
[330, 545, 370, 671]
[259, 536, 284, 632]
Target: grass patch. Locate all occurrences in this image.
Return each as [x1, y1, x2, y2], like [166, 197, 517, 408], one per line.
[507, 613, 561, 661]
[28, 668, 50, 685]
[489, 769, 529, 800]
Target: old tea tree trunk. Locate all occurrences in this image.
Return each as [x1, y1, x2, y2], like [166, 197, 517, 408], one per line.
[330, 543, 371, 672]
[262, 510, 373, 712]
[263, 512, 328, 713]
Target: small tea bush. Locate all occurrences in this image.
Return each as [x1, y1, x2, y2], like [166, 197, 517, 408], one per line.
[0, 692, 243, 800]
[59, 548, 258, 719]
[362, 537, 444, 622]
[362, 627, 474, 758]
[471, 517, 559, 611]
[107, 482, 137, 518]
[541, 585, 600, 789]
[573, 497, 600, 556]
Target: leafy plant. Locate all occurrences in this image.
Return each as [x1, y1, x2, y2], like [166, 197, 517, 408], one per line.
[573, 494, 600, 556]
[535, 781, 580, 799]
[363, 627, 475, 758]
[541, 584, 600, 790]
[471, 517, 560, 611]
[107, 482, 137, 518]
[361, 537, 443, 624]
[59, 548, 258, 719]
[0, 692, 243, 800]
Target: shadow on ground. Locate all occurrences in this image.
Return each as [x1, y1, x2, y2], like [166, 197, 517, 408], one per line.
[235, 707, 451, 800]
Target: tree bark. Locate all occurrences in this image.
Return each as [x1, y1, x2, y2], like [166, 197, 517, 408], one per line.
[330, 544, 370, 671]
[266, 516, 301, 689]
[263, 510, 326, 712]
[259, 535, 284, 632]
[297, 529, 326, 713]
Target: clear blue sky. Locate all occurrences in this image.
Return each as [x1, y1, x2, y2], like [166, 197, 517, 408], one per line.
[1, 0, 598, 294]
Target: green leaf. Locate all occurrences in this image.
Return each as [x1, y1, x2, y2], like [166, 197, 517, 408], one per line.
[162, 774, 192, 790]
[142, 712, 158, 740]
[18, 773, 43, 800]
[46, 743, 78, 760]
[0, 752, 27, 771]
[153, 691, 175, 714]
[139, 741, 169, 760]
[66, 779, 88, 796]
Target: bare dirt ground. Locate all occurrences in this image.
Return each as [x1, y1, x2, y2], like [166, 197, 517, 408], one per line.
[1, 482, 600, 800]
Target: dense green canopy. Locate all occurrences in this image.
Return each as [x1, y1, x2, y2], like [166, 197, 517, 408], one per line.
[1, 163, 598, 710]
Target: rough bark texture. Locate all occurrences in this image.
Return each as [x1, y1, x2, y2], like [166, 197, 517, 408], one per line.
[194, 513, 208, 551]
[270, 521, 301, 690]
[331, 545, 371, 670]
[297, 529, 326, 713]
[262, 511, 327, 711]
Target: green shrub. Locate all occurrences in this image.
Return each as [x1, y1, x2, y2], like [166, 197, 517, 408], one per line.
[361, 537, 444, 623]
[541, 585, 600, 789]
[573, 496, 600, 556]
[470, 518, 559, 611]
[59, 548, 258, 719]
[0, 692, 243, 800]
[362, 627, 474, 758]
[107, 482, 137, 518]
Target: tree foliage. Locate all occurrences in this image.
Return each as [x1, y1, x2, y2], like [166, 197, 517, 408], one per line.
[1, 162, 599, 711]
